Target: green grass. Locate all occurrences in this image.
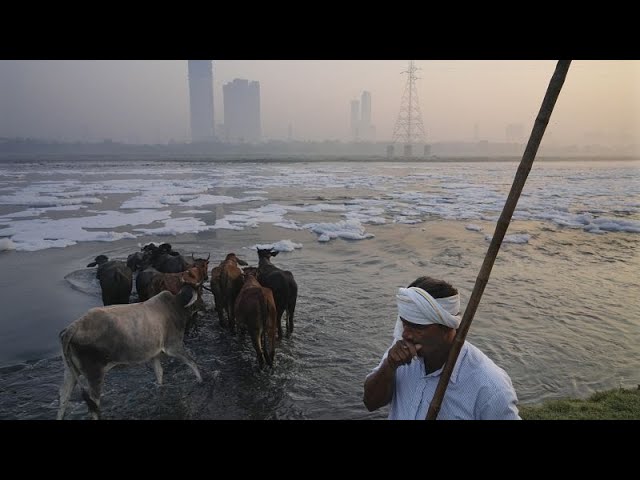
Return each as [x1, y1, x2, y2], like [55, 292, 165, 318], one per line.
[519, 386, 640, 420]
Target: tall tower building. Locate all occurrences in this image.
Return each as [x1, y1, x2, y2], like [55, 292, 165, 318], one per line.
[247, 80, 261, 142]
[187, 60, 215, 142]
[350, 100, 360, 141]
[360, 91, 371, 140]
[222, 78, 261, 143]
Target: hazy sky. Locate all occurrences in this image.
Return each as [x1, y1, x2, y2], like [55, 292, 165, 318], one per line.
[1, 60, 638, 147]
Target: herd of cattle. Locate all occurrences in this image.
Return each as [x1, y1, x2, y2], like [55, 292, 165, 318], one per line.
[57, 242, 298, 420]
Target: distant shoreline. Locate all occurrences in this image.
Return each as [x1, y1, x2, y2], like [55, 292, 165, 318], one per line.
[1, 154, 638, 164]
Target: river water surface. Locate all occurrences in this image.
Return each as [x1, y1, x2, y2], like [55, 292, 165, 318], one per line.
[0, 159, 637, 419]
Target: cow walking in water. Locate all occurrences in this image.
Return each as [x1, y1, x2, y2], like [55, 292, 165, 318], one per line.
[87, 255, 132, 305]
[57, 282, 202, 420]
[218, 253, 248, 332]
[209, 265, 225, 324]
[256, 249, 298, 339]
[235, 268, 277, 368]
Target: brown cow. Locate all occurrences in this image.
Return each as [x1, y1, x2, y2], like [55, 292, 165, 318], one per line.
[146, 265, 209, 333]
[147, 266, 207, 299]
[234, 268, 277, 368]
[218, 253, 248, 332]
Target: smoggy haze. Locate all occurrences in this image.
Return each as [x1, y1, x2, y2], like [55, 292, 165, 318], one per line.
[1, 60, 638, 150]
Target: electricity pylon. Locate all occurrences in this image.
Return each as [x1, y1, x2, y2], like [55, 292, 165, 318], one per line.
[391, 60, 426, 157]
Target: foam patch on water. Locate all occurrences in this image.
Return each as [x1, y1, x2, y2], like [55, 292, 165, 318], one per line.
[0, 161, 637, 251]
[465, 224, 483, 231]
[304, 219, 375, 242]
[0, 238, 16, 251]
[484, 233, 531, 244]
[249, 240, 303, 252]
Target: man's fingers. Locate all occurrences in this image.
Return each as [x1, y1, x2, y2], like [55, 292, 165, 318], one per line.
[397, 341, 414, 362]
[406, 342, 419, 358]
[388, 350, 402, 369]
[388, 340, 419, 370]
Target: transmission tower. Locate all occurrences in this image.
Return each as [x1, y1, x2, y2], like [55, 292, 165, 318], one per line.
[391, 61, 426, 157]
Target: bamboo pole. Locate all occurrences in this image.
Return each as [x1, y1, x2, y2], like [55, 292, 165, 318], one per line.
[425, 60, 572, 420]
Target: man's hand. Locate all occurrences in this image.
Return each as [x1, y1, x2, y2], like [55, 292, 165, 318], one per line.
[386, 339, 422, 370]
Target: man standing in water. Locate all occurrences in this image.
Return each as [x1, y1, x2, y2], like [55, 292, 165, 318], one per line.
[363, 276, 520, 420]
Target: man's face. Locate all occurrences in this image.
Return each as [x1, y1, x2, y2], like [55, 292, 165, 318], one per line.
[400, 318, 447, 357]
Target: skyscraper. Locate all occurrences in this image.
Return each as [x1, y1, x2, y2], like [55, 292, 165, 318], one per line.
[187, 60, 215, 142]
[353, 91, 375, 142]
[350, 100, 360, 141]
[222, 78, 261, 143]
[361, 91, 371, 135]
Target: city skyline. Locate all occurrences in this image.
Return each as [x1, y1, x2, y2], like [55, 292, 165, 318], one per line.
[0, 60, 638, 153]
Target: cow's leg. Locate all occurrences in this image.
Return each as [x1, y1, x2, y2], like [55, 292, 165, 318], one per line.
[165, 345, 202, 383]
[250, 333, 266, 368]
[228, 301, 236, 333]
[267, 319, 276, 367]
[284, 310, 292, 338]
[236, 314, 247, 337]
[216, 306, 225, 326]
[286, 291, 296, 337]
[215, 294, 226, 326]
[286, 305, 295, 337]
[152, 357, 163, 385]
[276, 309, 284, 339]
[57, 366, 77, 420]
[83, 367, 105, 420]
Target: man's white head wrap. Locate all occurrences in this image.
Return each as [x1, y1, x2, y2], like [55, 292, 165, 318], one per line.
[393, 287, 462, 340]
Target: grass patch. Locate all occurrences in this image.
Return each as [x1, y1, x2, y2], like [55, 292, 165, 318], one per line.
[519, 386, 640, 420]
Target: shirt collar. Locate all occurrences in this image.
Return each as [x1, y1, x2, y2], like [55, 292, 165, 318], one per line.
[422, 342, 469, 384]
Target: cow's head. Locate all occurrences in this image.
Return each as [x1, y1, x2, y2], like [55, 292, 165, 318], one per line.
[257, 248, 279, 260]
[224, 252, 248, 266]
[192, 253, 211, 281]
[87, 255, 109, 268]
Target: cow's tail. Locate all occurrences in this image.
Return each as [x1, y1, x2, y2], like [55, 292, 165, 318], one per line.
[59, 322, 99, 415]
[59, 323, 82, 382]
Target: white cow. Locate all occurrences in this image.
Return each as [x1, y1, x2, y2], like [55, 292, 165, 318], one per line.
[57, 283, 202, 420]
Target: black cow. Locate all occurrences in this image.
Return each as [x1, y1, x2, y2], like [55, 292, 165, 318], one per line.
[86, 255, 133, 306]
[126, 251, 145, 272]
[256, 249, 298, 339]
[143, 242, 210, 275]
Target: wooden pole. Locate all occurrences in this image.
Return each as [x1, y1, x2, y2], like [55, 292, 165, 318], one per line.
[425, 60, 572, 420]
